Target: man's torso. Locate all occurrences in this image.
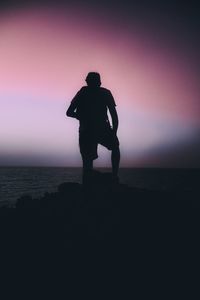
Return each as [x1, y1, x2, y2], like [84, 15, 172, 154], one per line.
[73, 86, 115, 132]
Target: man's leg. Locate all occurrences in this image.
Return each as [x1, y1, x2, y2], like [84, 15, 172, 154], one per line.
[82, 141, 97, 173]
[79, 132, 95, 183]
[99, 128, 120, 178]
[82, 157, 93, 173]
[82, 158, 93, 185]
[111, 146, 120, 177]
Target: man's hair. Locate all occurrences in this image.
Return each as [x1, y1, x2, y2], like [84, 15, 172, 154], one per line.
[85, 72, 101, 87]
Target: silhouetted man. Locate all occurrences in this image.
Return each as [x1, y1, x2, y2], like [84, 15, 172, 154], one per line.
[66, 72, 120, 181]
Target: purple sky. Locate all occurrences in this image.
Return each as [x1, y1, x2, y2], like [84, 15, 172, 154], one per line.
[0, 1, 199, 167]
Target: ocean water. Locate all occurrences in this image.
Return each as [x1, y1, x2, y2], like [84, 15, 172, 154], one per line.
[0, 167, 199, 205]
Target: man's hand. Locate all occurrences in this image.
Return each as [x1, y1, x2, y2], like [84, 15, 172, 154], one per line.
[75, 113, 80, 120]
[66, 102, 79, 119]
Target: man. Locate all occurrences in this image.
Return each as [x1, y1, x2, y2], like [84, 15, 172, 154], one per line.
[66, 72, 120, 182]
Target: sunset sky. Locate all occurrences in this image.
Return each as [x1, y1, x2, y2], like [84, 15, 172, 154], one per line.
[0, 0, 199, 167]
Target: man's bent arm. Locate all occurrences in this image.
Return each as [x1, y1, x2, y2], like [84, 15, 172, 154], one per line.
[66, 102, 78, 119]
[108, 105, 119, 134]
[66, 89, 83, 119]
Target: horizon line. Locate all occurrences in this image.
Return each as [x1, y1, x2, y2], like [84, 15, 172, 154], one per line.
[0, 166, 199, 170]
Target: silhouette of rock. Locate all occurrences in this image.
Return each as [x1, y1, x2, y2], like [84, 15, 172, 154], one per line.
[0, 171, 194, 253]
[0, 200, 9, 208]
[14, 171, 187, 211]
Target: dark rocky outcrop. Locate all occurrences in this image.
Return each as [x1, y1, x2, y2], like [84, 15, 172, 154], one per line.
[0, 172, 194, 254]
[15, 171, 187, 211]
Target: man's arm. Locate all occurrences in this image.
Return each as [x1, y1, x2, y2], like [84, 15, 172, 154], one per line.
[66, 90, 81, 119]
[66, 101, 79, 119]
[107, 91, 119, 134]
[108, 104, 119, 134]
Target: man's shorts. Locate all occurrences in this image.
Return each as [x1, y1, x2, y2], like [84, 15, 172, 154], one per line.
[79, 127, 119, 160]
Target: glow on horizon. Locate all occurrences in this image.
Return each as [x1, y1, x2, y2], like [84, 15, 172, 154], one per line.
[0, 7, 199, 167]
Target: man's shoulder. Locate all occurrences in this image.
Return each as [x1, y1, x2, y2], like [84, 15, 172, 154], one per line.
[100, 87, 116, 105]
[79, 86, 88, 92]
[80, 86, 111, 92]
[79, 86, 112, 96]
[99, 87, 111, 94]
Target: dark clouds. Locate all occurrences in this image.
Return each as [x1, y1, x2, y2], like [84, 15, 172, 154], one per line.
[1, 1, 199, 49]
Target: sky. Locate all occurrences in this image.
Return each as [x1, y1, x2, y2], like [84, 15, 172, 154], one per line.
[0, 0, 200, 167]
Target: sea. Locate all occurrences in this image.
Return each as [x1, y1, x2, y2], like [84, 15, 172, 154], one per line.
[0, 167, 199, 206]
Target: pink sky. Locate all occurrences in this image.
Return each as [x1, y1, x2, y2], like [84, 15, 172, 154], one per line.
[0, 7, 199, 167]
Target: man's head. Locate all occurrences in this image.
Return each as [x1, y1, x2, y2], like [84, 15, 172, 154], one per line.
[85, 72, 101, 87]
